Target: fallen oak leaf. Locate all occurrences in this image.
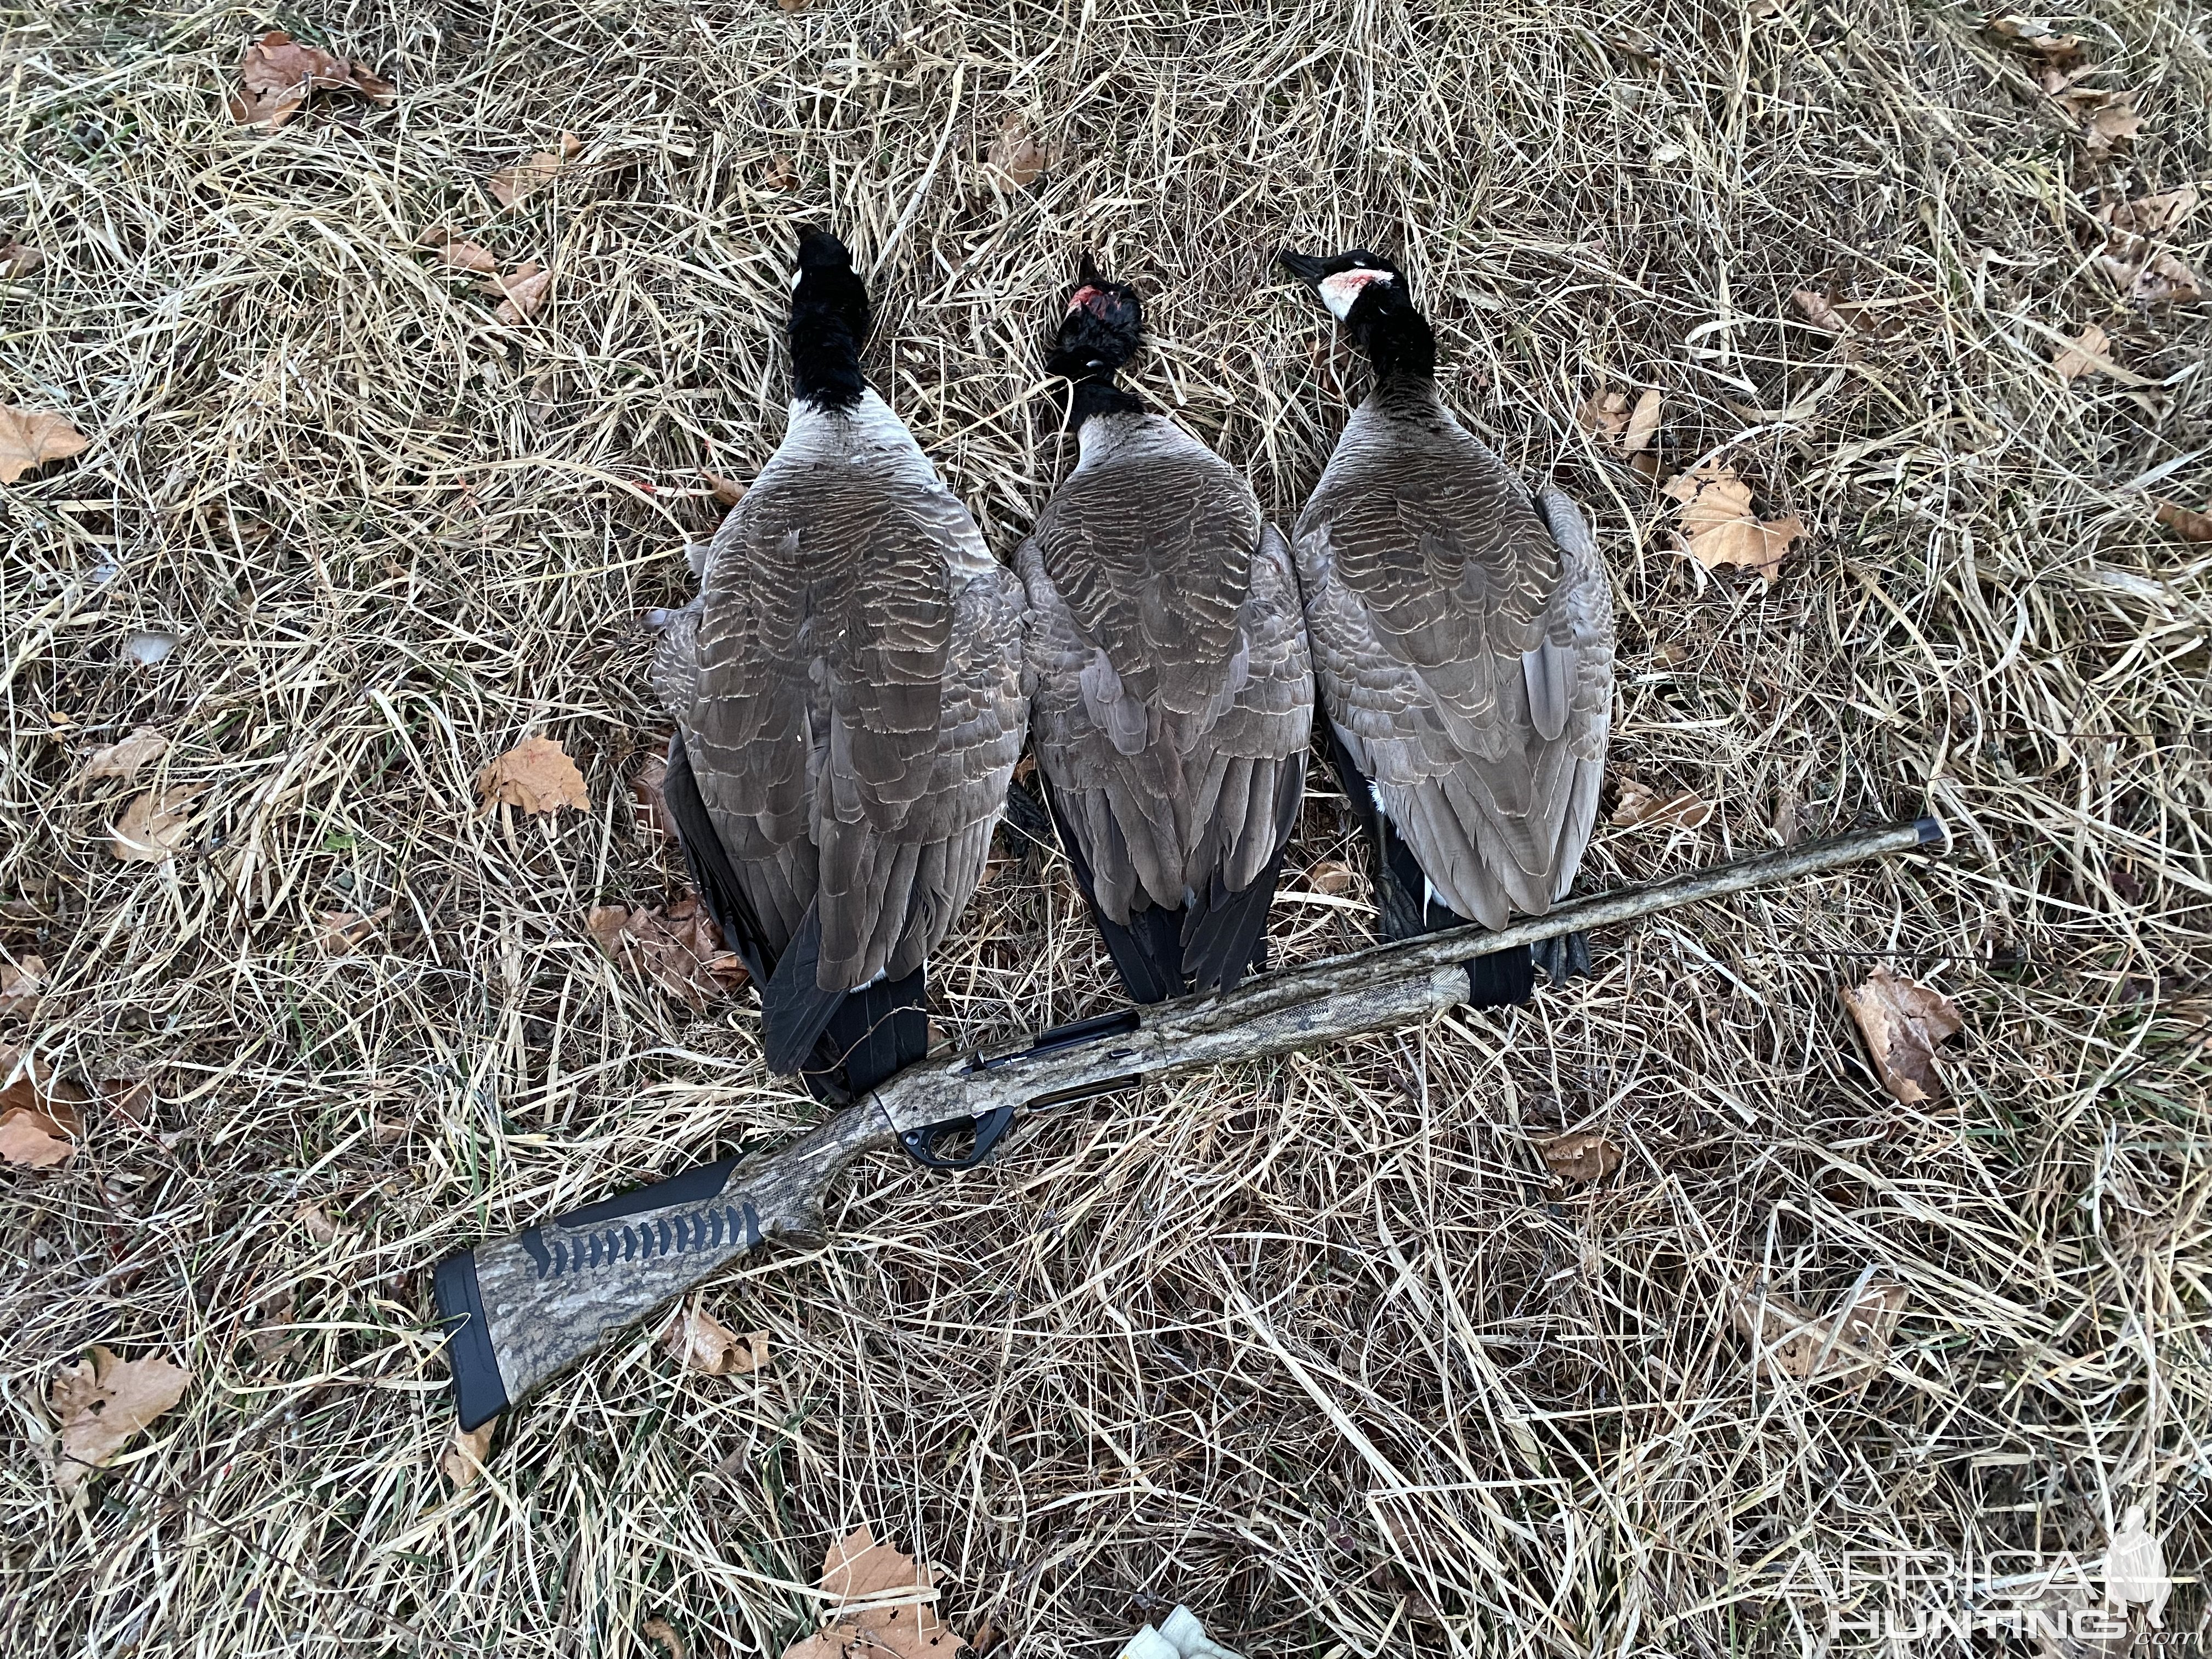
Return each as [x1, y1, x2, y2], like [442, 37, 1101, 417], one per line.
[489, 133, 582, 208]
[110, 787, 202, 865]
[1662, 463, 1804, 585]
[442, 1418, 495, 1487]
[659, 1300, 769, 1376]
[1306, 859, 1355, 895]
[481, 259, 553, 325]
[2050, 322, 2113, 380]
[0, 406, 89, 484]
[1611, 778, 1714, 828]
[229, 30, 394, 129]
[416, 226, 503, 275]
[2098, 186, 2200, 241]
[586, 896, 747, 1007]
[74, 726, 168, 786]
[1576, 388, 1629, 444]
[781, 1526, 962, 1659]
[1839, 965, 1962, 1104]
[318, 906, 393, 955]
[1984, 12, 2084, 63]
[984, 114, 1054, 190]
[2153, 502, 2212, 544]
[48, 1347, 191, 1497]
[2098, 244, 2205, 306]
[476, 736, 590, 815]
[1, 1046, 88, 1170]
[0, 954, 44, 1016]
[2, 240, 47, 278]
[1537, 1130, 1622, 1185]
[1731, 1276, 1905, 1386]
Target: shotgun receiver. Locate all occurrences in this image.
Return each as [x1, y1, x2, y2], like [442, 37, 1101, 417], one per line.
[434, 816, 1944, 1428]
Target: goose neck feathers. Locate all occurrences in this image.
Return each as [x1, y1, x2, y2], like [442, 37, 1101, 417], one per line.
[788, 227, 870, 410]
[1343, 283, 1436, 383]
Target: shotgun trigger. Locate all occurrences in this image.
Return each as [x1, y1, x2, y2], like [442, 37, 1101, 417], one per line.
[897, 1103, 1018, 1171]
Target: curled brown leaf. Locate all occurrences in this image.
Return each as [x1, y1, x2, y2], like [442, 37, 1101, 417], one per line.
[49, 1347, 191, 1496]
[489, 134, 582, 208]
[476, 736, 589, 814]
[0, 406, 89, 484]
[1839, 966, 1963, 1104]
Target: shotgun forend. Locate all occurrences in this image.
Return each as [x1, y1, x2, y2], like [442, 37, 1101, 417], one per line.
[433, 815, 1944, 1427]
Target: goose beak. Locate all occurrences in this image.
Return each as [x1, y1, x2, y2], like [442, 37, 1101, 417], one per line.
[1077, 249, 1107, 287]
[1275, 249, 1330, 288]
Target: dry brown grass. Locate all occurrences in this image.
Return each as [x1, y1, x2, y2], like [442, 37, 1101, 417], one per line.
[3, 0, 2209, 1653]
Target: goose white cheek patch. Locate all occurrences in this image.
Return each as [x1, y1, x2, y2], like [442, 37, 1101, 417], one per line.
[1318, 268, 1392, 319]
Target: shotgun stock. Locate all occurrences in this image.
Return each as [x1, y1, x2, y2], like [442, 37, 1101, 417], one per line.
[435, 816, 1944, 1427]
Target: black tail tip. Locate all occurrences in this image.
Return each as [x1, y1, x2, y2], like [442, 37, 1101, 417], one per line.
[795, 225, 852, 268]
[1464, 945, 1537, 1008]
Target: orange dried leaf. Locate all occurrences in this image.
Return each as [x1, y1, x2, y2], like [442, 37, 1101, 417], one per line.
[110, 787, 201, 864]
[760, 153, 799, 193]
[443, 1418, 496, 1487]
[985, 115, 1053, 190]
[1611, 778, 1716, 830]
[229, 30, 392, 129]
[75, 726, 168, 785]
[417, 227, 503, 275]
[1731, 1277, 1905, 1385]
[781, 1526, 962, 1659]
[1, 1046, 87, 1170]
[0, 954, 44, 1016]
[704, 470, 747, 507]
[2153, 502, 2212, 544]
[489, 133, 582, 208]
[1538, 1131, 1622, 1185]
[659, 1301, 769, 1376]
[0, 406, 89, 483]
[1306, 859, 1355, 895]
[2050, 323, 2112, 380]
[586, 897, 747, 1007]
[476, 736, 589, 815]
[1839, 966, 1963, 1104]
[49, 1347, 191, 1496]
[482, 259, 554, 324]
[1662, 464, 1804, 584]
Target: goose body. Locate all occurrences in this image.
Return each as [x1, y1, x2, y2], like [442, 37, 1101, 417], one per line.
[1280, 249, 1613, 1000]
[651, 229, 1027, 1096]
[1021, 260, 1312, 1000]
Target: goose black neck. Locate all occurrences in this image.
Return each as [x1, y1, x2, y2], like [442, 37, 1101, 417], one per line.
[1347, 286, 1436, 383]
[789, 266, 870, 409]
[1045, 347, 1145, 428]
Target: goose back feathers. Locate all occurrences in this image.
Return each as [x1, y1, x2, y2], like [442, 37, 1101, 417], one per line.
[1282, 249, 1614, 979]
[651, 229, 1026, 1095]
[1022, 263, 1312, 999]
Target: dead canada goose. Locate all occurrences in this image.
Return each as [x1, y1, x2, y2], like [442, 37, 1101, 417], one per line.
[1019, 253, 1313, 1001]
[650, 227, 1028, 1097]
[1276, 246, 1614, 1003]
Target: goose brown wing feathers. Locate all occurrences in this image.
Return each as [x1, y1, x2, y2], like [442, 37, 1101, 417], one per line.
[1296, 403, 1612, 929]
[685, 425, 1025, 997]
[1022, 432, 1311, 979]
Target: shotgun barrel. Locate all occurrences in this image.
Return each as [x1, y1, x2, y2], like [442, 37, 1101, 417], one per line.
[435, 815, 1944, 1428]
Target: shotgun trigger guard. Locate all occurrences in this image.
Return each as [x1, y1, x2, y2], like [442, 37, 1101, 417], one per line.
[897, 1103, 1018, 1171]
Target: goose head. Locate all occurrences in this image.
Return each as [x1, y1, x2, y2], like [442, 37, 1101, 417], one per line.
[788, 224, 870, 408]
[1276, 246, 1433, 381]
[1049, 250, 1144, 377]
[1276, 247, 1405, 322]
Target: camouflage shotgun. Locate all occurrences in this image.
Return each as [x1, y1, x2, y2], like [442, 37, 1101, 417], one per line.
[435, 816, 1944, 1428]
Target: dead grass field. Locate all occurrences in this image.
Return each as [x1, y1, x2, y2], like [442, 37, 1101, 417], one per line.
[4, 0, 2210, 1653]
